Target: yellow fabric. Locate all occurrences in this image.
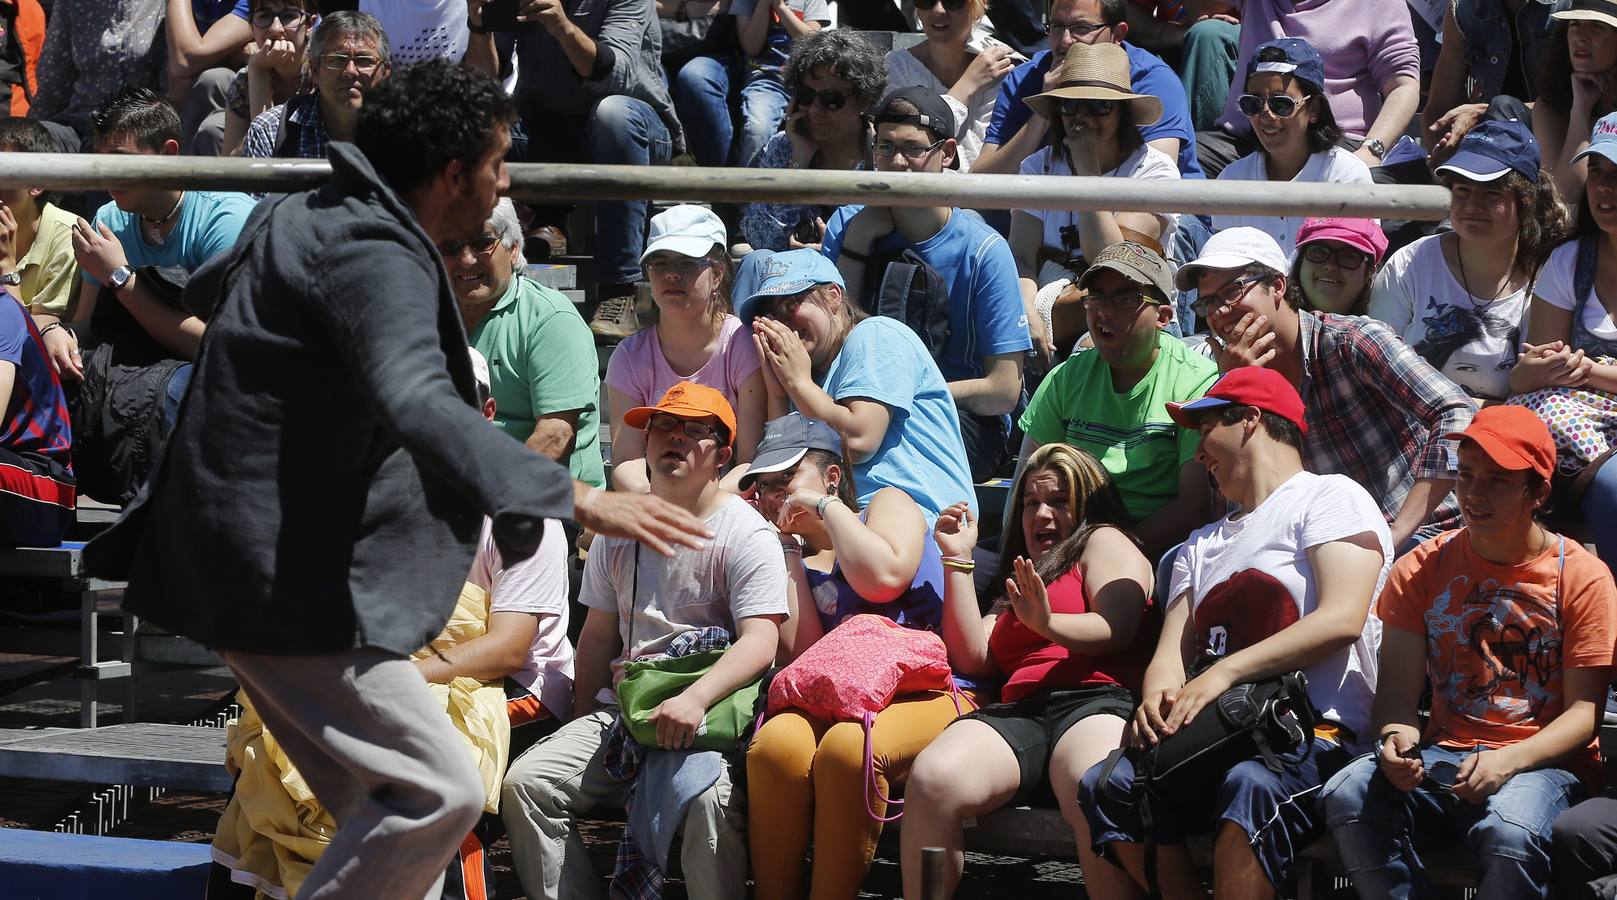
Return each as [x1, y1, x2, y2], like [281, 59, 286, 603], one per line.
[211, 582, 511, 899]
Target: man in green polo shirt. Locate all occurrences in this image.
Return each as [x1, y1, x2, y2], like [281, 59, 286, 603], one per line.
[446, 199, 604, 488]
[1017, 241, 1216, 558]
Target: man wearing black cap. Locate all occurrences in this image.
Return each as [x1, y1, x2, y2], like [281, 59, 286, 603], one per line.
[820, 86, 1033, 481]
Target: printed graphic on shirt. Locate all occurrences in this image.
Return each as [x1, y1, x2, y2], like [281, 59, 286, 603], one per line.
[1413, 296, 1520, 399]
[1426, 573, 1562, 729]
[1193, 569, 1300, 660]
[1062, 418, 1179, 456]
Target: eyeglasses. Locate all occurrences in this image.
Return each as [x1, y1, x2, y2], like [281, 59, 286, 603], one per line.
[1081, 289, 1153, 313]
[1191, 274, 1268, 316]
[914, 0, 969, 9]
[251, 8, 308, 28]
[647, 413, 723, 442]
[794, 86, 850, 111]
[1300, 244, 1370, 271]
[1044, 19, 1114, 38]
[320, 52, 381, 74]
[437, 233, 500, 258]
[645, 256, 714, 276]
[1237, 93, 1303, 118]
[872, 138, 946, 160]
[1056, 98, 1118, 117]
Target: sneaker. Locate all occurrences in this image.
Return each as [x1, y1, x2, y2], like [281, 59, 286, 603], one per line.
[589, 291, 641, 340]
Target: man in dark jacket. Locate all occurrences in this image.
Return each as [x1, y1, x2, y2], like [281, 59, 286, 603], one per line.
[87, 60, 708, 900]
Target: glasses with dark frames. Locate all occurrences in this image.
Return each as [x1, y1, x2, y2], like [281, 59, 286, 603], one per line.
[793, 86, 850, 111]
[437, 233, 500, 257]
[1237, 93, 1302, 118]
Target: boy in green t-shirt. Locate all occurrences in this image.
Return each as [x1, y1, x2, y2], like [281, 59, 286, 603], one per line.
[1017, 242, 1216, 557]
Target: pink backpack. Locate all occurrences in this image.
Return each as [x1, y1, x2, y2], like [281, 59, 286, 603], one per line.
[765, 614, 973, 821]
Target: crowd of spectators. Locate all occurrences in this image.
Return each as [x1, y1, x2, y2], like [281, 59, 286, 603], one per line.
[6, 0, 1617, 899]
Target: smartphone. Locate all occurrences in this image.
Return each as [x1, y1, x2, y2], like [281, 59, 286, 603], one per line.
[481, 0, 541, 32]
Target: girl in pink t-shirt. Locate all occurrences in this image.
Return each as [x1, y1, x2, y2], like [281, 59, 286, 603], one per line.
[603, 205, 765, 492]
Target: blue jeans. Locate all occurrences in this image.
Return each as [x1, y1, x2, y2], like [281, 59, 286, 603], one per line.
[1320, 747, 1584, 900]
[518, 95, 673, 286]
[737, 76, 789, 168]
[161, 363, 193, 437]
[672, 55, 735, 167]
[1583, 456, 1617, 564]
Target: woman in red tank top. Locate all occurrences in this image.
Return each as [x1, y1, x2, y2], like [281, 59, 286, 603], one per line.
[897, 444, 1157, 900]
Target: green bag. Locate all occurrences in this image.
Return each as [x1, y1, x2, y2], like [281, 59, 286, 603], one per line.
[617, 649, 762, 752]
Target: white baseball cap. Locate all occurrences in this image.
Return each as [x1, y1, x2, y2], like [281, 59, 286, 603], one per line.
[468, 346, 491, 394]
[1174, 227, 1291, 291]
[640, 204, 728, 263]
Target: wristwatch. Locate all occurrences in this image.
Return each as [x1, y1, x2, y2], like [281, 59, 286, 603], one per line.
[0, 272, 20, 286]
[1364, 139, 1387, 160]
[107, 265, 135, 292]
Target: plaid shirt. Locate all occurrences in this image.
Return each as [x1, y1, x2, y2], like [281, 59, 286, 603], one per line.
[1298, 312, 1474, 535]
[241, 92, 330, 161]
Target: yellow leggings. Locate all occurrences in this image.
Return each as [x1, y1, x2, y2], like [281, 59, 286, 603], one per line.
[746, 690, 974, 900]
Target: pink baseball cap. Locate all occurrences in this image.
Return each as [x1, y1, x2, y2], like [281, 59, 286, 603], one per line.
[1294, 218, 1389, 265]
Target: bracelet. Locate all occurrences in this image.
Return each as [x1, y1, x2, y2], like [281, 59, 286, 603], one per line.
[38, 322, 63, 339]
[941, 555, 975, 572]
[466, 17, 490, 33]
[839, 246, 869, 264]
[815, 494, 841, 519]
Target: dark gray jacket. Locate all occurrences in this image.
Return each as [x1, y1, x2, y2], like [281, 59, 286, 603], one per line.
[86, 143, 574, 657]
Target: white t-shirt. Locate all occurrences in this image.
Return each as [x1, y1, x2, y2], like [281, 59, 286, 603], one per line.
[1017, 143, 1181, 262]
[883, 35, 1023, 174]
[580, 494, 789, 700]
[1368, 234, 1528, 401]
[361, 0, 468, 65]
[1168, 471, 1392, 738]
[467, 517, 574, 719]
[1212, 147, 1374, 257]
[1535, 240, 1617, 343]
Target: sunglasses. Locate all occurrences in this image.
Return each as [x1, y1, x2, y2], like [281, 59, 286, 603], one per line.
[793, 86, 850, 111]
[251, 8, 308, 28]
[438, 233, 500, 257]
[1056, 98, 1118, 117]
[1191, 273, 1268, 317]
[647, 413, 724, 442]
[1301, 244, 1370, 270]
[1237, 93, 1303, 118]
[914, 0, 970, 9]
[320, 52, 381, 74]
[872, 139, 946, 160]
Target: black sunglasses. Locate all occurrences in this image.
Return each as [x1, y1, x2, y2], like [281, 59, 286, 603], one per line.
[437, 233, 501, 257]
[914, 0, 970, 9]
[794, 86, 850, 111]
[1057, 98, 1118, 117]
[1237, 93, 1302, 118]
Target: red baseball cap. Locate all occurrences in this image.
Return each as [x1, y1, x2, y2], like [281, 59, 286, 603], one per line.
[1165, 367, 1308, 435]
[1444, 406, 1555, 481]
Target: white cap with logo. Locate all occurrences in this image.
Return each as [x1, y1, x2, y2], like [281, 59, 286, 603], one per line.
[1174, 226, 1291, 292]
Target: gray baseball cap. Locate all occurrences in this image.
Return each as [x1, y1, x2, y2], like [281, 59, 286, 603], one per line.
[738, 413, 844, 490]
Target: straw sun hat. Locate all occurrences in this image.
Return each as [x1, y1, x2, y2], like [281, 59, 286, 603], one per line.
[1024, 42, 1162, 126]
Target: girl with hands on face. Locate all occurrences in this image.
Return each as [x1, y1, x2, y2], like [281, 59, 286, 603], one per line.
[899, 444, 1154, 900]
[220, 0, 313, 157]
[742, 413, 968, 900]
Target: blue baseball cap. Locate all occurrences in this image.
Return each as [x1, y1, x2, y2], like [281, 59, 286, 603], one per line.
[1245, 38, 1325, 94]
[735, 248, 846, 325]
[1436, 119, 1541, 183]
[1574, 111, 1617, 168]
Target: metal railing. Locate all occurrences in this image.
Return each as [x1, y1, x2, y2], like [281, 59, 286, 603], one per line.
[0, 152, 1453, 220]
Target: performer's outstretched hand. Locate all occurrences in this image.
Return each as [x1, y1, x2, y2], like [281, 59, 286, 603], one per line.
[573, 481, 713, 557]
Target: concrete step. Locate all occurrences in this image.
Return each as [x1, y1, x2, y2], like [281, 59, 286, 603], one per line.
[0, 724, 230, 793]
[0, 829, 212, 900]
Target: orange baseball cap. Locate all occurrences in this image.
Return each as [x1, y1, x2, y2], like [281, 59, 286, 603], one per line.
[1444, 406, 1555, 481]
[623, 381, 737, 447]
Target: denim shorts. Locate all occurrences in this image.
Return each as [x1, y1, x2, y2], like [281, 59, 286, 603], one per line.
[964, 683, 1135, 807]
[1079, 733, 1353, 889]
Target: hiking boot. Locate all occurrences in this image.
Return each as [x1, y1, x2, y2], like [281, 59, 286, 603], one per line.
[589, 290, 642, 340]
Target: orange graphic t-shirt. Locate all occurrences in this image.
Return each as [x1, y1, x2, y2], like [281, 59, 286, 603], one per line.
[1379, 530, 1617, 782]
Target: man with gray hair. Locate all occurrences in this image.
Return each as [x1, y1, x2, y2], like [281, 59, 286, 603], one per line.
[446, 197, 605, 489]
[242, 10, 392, 158]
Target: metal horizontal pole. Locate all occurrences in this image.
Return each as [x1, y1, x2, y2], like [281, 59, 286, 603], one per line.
[0, 152, 1453, 220]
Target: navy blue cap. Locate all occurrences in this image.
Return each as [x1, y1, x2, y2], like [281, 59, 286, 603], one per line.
[1245, 38, 1325, 93]
[1437, 118, 1541, 183]
[874, 86, 957, 141]
[738, 413, 845, 489]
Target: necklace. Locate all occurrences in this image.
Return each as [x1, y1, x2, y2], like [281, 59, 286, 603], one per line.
[1454, 234, 1519, 312]
[142, 192, 185, 246]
